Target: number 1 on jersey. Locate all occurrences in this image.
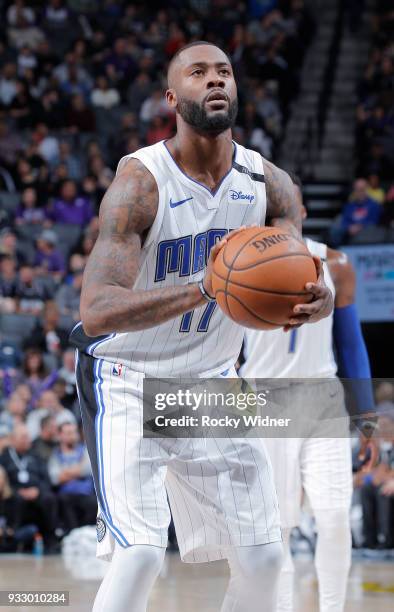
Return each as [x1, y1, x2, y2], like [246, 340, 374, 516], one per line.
[288, 328, 298, 353]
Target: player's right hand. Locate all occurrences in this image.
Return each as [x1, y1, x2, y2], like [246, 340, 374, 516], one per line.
[203, 225, 254, 298]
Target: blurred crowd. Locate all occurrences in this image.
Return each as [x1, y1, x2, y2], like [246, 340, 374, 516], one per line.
[355, 0, 394, 182]
[330, 1, 394, 246]
[353, 382, 394, 554]
[0, 0, 314, 554]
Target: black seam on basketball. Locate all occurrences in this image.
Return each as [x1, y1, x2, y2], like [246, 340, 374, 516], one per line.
[213, 269, 312, 295]
[223, 228, 263, 305]
[217, 290, 283, 326]
[229, 252, 314, 272]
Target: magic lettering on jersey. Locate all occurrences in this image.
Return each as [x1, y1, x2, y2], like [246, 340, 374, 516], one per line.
[155, 228, 232, 281]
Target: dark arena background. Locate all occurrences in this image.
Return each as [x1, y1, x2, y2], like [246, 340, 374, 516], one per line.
[0, 1, 393, 611]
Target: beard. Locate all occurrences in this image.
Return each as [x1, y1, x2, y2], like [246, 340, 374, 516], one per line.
[177, 94, 238, 135]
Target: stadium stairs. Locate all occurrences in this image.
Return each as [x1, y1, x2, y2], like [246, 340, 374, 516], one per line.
[279, 0, 374, 240]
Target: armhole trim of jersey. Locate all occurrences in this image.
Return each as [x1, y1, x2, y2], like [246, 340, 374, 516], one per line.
[255, 153, 267, 225]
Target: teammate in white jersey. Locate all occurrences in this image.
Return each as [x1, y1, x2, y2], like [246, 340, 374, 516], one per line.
[71, 42, 333, 612]
[240, 177, 378, 612]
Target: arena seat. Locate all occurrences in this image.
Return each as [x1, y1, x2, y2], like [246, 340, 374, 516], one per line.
[51, 223, 82, 258]
[0, 313, 38, 347]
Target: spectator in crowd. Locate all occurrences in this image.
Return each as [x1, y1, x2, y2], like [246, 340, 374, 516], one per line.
[14, 382, 32, 411]
[91, 76, 120, 109]
[0, 344, 23, 402]
[0, 418, 12, 454]
[376, 381, 394, 406]
[56, 141, 81, 182]
[126, 72, 153, 114]
[0, 423, 59, 552]
[31, 123, 59, 165]
[0, 119, 23, 168]
[55, 268, 83, 322]
[33, 230, 65, 281]
[4, 392, 27, 426]
[366, 174, 385, 205]
[48, 422, 96, 535]
[27, 301, 70, 358]
[6, 1, 35, 28]
[20, 348, 56, 407]
[355, 413, 394, 551]
[15, 265, 54, 314]
[15, 187, 46, 226]
[17, 45, 38, 77]
[0, 228, 27, 267]
[35, 89, 66, 130]
[7, 80, 36, 130]
[146, 116, 173, 146]
[31, 415, 58, 462]
[87, 154, 114, 195]
[66, 94, 96, 133]
[57, 349, 77, 410]
[341, 179, 382, 238]
[7, 8, 44, 50]
[26, 389, 76, 441]
[329, 178, 383, 246]
[0, 62, 17, 106]
[42, 0, 71, 30]
[46, 179, 94, 226]
[140, 87, 170, 124]
[0, 254, 18, 312]
[104, 37, 137, 92]
[0, 464, 37, 553]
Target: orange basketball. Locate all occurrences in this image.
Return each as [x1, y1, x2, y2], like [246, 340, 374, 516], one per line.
[212, 226, 318, 330]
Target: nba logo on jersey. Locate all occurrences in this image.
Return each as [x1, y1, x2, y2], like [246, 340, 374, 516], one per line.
[112, 363, 123, 376]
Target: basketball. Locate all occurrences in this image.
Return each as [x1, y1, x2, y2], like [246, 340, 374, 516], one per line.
[212, 227, 318, 330]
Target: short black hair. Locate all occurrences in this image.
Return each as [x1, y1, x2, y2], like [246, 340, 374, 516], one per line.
[167, 41, 231, 80]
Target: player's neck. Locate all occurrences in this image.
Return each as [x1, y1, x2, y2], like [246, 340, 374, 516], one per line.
[167, 128, 234, 192]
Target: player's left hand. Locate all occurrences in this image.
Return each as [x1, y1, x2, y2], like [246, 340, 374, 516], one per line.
[358, 433, 379, 472]
[284, 256, 334, 331]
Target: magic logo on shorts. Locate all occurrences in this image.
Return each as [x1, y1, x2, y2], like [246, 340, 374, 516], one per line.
[96, 515, 106, 542]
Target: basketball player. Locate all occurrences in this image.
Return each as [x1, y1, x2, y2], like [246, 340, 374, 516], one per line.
[240, 177, 378, 612]
[70, 42, 333, 612]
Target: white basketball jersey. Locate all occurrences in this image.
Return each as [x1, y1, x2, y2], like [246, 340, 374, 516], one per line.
[240, 239, 337, 378]
[72, 140, 267, 377]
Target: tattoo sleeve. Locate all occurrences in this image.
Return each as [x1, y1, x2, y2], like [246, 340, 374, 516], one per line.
[263, 159, 302, 238]
[80, 158, 205, 336]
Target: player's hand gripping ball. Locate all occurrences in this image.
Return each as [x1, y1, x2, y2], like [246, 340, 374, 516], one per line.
[212, 227, 318, 330]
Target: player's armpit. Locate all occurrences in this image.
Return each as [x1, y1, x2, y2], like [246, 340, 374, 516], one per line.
[263, 159, 302, 238]
[80, 159, 205, 336]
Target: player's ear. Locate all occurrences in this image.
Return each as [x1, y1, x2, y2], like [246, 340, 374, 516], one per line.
[166, 88, 177, 109]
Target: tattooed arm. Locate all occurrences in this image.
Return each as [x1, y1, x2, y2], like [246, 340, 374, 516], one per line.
[80, 158, 207, 336]
[263, 159, 302, 237]
[81, 158, 245, 336]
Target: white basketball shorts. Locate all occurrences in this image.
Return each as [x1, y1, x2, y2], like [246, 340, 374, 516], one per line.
[76, 352, 281, 562]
